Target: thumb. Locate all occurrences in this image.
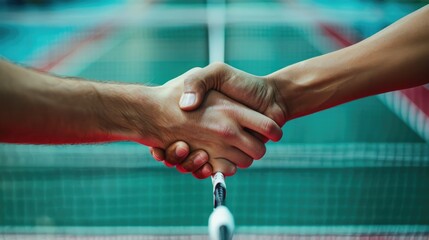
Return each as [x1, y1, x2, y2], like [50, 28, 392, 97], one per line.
[179, 64, 228, 111]
[179, 75, 209, 111]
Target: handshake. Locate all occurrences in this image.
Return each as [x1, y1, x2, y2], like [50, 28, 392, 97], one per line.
[145, 63, 289, 179]
[1, 6, 428, 177]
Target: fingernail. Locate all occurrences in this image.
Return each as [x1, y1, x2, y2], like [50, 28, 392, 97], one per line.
[194, 154, 205, 166]
[202, 166, 211, 176]
[154, 153, 163, 161]
[179, 93, 196, 108]
[175, 147, 187, 158]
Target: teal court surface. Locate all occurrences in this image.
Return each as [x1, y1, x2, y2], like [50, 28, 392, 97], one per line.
[0, 0, 428, 239]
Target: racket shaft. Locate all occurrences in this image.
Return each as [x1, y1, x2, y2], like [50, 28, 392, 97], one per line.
[219, 225, 229, 240]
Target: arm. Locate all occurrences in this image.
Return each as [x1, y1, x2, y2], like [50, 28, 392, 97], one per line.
[0, 60, 282, 177]
[271, 4, 429, 120]
[0, 59, 132, 144]
[154, 5, 429, 176]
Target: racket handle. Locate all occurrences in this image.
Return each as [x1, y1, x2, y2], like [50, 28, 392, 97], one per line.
[212, 172, 226, 208]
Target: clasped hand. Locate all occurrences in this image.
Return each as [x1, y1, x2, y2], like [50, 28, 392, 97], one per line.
[149, 63, 288, 179]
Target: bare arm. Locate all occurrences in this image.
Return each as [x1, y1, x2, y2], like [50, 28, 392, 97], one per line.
[271, 5, 429, 119]
[0, 60, 133, 144]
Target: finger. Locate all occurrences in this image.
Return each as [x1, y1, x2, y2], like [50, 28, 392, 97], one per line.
[192, 163, 213, 179]
[210, 158, 237, 177]
[248, 130, 269, 144]
[164, 141, 190, 166]
[265, 102, 288, 127]
[163, 161, 175, 168]
[211, 122, 264, 160]
[236, 108, 283, 142]
[149, 147, 165, 161]
[179, 63, 230, 111]
[176, 150, 209, 173]
[232, 129, 266, 160]
[213, 146, 253, 169]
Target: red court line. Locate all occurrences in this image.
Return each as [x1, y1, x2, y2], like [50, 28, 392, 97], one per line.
[319, 23, 355, 47]
[35, 1, 154, 72]
[401, 86, 429, 118]
[38, 23, 115, 72]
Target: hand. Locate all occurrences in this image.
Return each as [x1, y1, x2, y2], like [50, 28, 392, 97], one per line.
[150, 63, 288, 178]
[150, 140, 211, 179]
[180, 63, 288, 125]
[143, 69, 282, 177]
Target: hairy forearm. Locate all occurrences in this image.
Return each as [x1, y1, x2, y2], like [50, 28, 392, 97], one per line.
[0, 60, 156, 144]
[269, 5, 429, 120]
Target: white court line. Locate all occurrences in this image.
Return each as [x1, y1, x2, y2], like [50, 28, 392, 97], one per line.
[207, 0, 226, 63]
[379, 92, 429, 142]
[0, 4, 387, 32]
[1, 3, 411, 27]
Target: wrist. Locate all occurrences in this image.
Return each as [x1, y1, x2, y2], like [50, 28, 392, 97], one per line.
[91, 83, 162, 145]
[266, 63, 312, 121]
[50, 78, 129, 143]
[267, 53, 355, 120]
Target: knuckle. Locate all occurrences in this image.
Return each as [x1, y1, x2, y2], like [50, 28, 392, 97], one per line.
[216, 125, 237, 139]
[185, 67, 202, 77]
[210, 62, 227, 70]
[184, 74, 197, 85]
[184, 73, 207, 92]
[208, 62, 231, 78]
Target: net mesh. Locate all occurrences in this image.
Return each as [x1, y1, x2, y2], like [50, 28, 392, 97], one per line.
[1, 0, 428, 239]
[1, 143, 429, 238]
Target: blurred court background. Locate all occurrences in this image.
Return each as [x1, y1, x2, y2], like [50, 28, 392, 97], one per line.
[0, 0, 428, 239]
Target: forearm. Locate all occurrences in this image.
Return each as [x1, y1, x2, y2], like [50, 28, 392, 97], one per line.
[0, 60, 156, 144]
[269, 5, 429, 120]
